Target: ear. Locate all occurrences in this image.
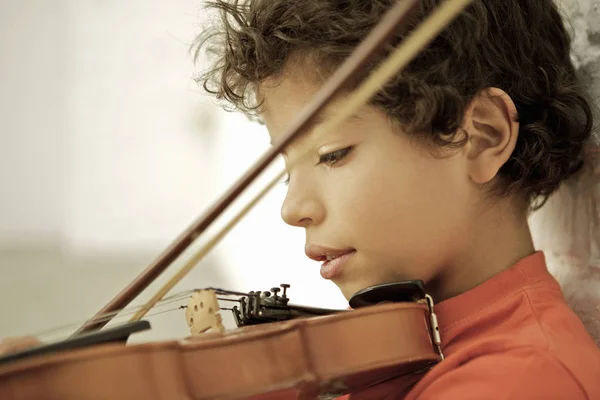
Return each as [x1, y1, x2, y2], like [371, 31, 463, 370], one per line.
[462, 88, 519, 184]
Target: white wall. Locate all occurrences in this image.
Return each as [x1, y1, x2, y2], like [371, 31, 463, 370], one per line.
[0, 0, 68, 244]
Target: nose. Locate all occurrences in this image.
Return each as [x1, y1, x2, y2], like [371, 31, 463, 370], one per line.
[280, 177, 325, 228]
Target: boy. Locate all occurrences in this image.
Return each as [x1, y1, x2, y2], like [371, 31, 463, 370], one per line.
[195, 0, 600, 398]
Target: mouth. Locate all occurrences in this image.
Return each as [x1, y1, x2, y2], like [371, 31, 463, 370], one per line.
[305, 245, 356, 280]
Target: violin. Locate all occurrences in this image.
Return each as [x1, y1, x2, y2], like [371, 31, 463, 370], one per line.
[0, 283, 441, 399]
[0, 0, 470, 398]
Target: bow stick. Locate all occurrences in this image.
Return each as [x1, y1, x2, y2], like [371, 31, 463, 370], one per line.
[79, 0, 472, 333]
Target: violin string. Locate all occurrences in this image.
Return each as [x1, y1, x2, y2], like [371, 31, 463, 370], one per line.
[89, 291, 194, 322]
[33, 291, 197, 339]
[36, 288, 246, 339]
[128, 0, 473, 323]
[38, 305, 193, 342]
[207, 287, 250, 296]
[216, 298, 241, 303]
[140, 305, 189, 318]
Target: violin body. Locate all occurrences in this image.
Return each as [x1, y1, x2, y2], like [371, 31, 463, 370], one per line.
[0, 302, 439, 399]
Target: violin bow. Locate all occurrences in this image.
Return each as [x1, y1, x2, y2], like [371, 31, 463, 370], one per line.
[77, 0, 472, 334]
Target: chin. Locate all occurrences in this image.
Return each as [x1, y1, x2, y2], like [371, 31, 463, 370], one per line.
[330, 279, 355, 301]
[334, 278, 376, 302]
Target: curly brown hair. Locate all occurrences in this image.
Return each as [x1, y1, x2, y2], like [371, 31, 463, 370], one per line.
[194, 0, 595, 210]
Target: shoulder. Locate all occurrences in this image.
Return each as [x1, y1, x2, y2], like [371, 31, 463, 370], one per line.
[406, 347, 590, 400]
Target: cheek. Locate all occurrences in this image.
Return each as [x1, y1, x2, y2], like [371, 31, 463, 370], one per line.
[329, 153, 468, 256]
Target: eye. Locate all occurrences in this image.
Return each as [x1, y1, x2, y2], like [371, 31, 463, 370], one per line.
[317, 146, 354, 167]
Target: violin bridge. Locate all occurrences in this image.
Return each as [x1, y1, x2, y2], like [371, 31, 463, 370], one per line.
[185, 289, 225, 335]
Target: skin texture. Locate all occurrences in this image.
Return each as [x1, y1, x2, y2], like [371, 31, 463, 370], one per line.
[260, 69, 535, 302]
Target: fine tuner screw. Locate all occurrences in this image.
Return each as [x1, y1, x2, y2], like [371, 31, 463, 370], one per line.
[270, 287, 280, 297]
[280, 284, 290, 298]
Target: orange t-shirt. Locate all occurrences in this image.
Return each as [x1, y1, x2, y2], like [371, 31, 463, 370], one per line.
[343, 251, 600, 399]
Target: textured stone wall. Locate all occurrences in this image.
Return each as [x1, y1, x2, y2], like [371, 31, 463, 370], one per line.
[561, 0, 600, 115]
[529, 0, 600, 344]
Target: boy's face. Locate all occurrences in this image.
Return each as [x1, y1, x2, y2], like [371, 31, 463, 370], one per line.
[260, 73, 477, 300]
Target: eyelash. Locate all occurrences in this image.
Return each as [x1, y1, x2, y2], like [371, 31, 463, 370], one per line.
[317, 146, 353, 167]
[281, 146, 354, 186]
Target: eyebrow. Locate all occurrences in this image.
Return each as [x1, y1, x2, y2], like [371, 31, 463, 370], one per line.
[270, 112, 361, 154]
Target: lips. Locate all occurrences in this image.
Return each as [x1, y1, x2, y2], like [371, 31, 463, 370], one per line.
[305, 244, 356, 279]
[305, 245, 354, 261]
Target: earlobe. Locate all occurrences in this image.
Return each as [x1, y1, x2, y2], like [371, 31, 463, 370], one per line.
[463, 88, 519, 185]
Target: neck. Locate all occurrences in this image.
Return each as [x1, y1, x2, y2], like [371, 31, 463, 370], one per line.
[428, 200, 535, 303]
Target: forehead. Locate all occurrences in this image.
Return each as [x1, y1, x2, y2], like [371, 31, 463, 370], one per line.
[258, 72, 361, 146]
[259, 74, 321, 137]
